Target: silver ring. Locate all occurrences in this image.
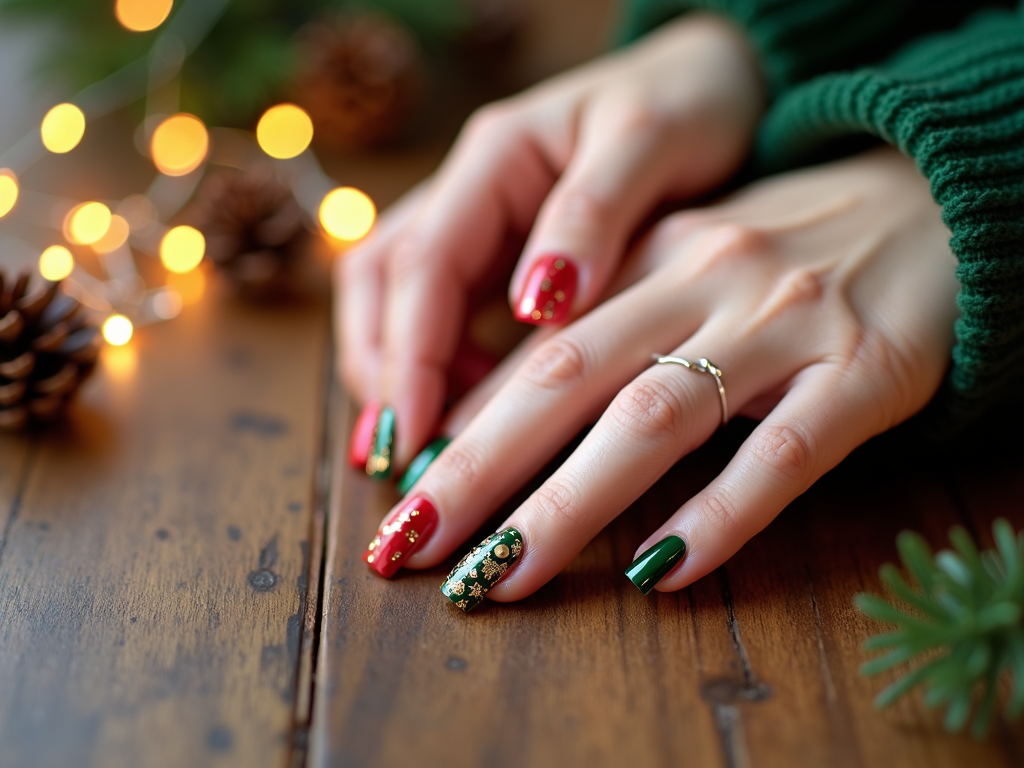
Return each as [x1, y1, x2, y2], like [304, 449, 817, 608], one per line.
[652, 354, 729, 426]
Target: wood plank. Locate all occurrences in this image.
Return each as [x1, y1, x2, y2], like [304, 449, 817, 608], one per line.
[0, 282, 329, 768]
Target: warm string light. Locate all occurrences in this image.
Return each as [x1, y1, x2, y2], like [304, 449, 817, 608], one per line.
[39, 245, 75, 281]
[151, 113, 209, 176]
[102, 314, 135, 346]
[257, 104, 314, 160]
[64, 202, 113, 246]
[160, 225, 205, 273]
[319, 187, 376, 242]
[41, 103, 86, 154]
[91, 215, 132, 254]
[115, 0, 174, 32]
[0, 170, 18, 219]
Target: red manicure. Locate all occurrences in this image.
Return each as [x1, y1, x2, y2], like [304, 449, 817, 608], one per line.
[348, 400, 381, 470]
[514, 254, 578, 326]
[363, 496, 439, 578]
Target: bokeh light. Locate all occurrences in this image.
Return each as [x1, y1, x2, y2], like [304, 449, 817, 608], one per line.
[160, 225, 205, 273]
[65, 202, 113, 246]
[39, 245, 75, 281]
[319, 187, 376, 242]
[115, 0, 174, 32]
[41, 103, 86, 154]
[0, 170, 18, 219]
[151, 288, 183, 319]
[102, 314, 134, 346]
[166, 266, 206, 305]
[151, 114, 209, 176]
[256, 104, 314, 160]
[91, 214, 131, 254]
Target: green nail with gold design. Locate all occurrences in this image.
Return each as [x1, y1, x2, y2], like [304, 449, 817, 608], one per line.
[397, 436, 451, 496]
[366, 406, 395, 481]
[440, 527, 524, 613]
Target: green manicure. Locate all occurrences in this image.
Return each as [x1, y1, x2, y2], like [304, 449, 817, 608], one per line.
[397, 437, 451, 496]
[366, 406, 395, 481]
[625, 535, 686, 595]
[441, 527, 524, 613]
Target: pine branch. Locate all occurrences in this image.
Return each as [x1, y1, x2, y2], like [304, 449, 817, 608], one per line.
[856, 519, 1024, 737]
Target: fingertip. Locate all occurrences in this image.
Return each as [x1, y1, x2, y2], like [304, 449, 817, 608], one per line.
[511, 254, 578, 326]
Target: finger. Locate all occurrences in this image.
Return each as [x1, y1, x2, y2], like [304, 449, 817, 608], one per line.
[508, 96, 684, 327]
[635, 363, 888, 594]
[379, 106, 555, 469]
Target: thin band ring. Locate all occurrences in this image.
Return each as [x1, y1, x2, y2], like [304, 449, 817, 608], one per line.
[652, 354, 729, 426]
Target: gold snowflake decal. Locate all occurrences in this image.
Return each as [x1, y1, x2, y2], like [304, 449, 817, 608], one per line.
[469, 568, 478, 579]
[468, 582, 484, 599]
[448, 580, 466, 595]
[406, 529, 419, 543]
[456, 600, 468, 610]
[481, 557, 508, 581]
[510, 539, 523, 558]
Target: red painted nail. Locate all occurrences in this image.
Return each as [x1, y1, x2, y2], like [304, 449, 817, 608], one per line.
[363, 496, 439, 578]
[514, 254, 578, 326]
[348, 400, 381, 470]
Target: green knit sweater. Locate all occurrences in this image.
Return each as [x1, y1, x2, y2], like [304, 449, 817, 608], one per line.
[620, 0, 1024, 434]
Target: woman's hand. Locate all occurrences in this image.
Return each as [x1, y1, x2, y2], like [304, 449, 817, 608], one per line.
[367, 147, 960, 608]
[337, 13, 765, 471]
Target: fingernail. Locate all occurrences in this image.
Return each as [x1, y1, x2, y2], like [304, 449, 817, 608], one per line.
[363, 496, 439, 578]
[348, 400, 381, 470]
[441, 527, 524, 613]
[514, 254, 577, 326]
[366, 406, 395, 480]
[397, 437, 451, 496]
[625, 535, 686, 595]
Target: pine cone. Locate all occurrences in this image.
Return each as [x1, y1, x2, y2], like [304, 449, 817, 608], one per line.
[189, 168, 310, 299]
[0, 272, 102, 431]
[292, 13, 423, 150]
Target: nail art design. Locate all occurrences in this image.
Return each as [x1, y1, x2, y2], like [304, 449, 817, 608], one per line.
[348, 400, 381, 470]
[441, 527, 524, 613]
[366, 406, 395, 480]
[514, 255, 577, 326]
[397, 437, 451, 496]
[625, 535, 686, 595]
[364, 496, 438, 578]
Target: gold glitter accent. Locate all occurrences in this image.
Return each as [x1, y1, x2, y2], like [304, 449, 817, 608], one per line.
[456, 600, 469, 610]
[469, 582, 484, 598]
[449, 580, 465, 595]
[469, 568, 478, 579]
[540, 279, 552, 291]
[531, 310, 542, 320]
[554, 259, 565, 269]
[375, 456, 390, 472]
[406, 530, 419, 543]
[411, 509, 419, 516]
[543, 310, 553, 320]
[482, 557, 507, 581]
[391, 551, 402, 561]
[511, 540, 523, 558]
[367, 536, 380, 551]
[554, 290, 565, 302]
[367, 555, 375, 563]
[398, 511, 411, 523]
[494, 544, 510, 559]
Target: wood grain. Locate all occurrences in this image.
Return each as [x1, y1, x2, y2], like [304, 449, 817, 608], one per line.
[0, 285, 329, 768]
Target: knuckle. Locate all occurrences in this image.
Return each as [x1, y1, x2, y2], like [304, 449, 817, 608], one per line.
[462, 101, 519, 144]
[687, 223, 768, 278]
[433, 442, 486, 488]
[385, 233, 430, 289]
[549, 187, 616, 232]
[608, 378, 691, 445]
[529, 478, 585, 530]
[697, 487, 743, 535]
[520, 336, 592, 391]
[743, 268, 825, 335]
[747, 424, 814, 486]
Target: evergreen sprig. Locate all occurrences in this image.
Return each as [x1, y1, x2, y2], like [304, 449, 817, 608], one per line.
[856, 519, 1024, 737]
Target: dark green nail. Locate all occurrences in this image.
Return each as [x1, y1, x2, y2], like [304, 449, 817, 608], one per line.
[625, 535, 686, 595]
[441, 527, 524, 614]
[397, 437, 451, 496]
[366, 406, 395, 480]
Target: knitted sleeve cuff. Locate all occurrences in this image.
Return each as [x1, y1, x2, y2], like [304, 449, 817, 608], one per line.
[756, 8, 1024, 432]
[615, 0, 991, 96]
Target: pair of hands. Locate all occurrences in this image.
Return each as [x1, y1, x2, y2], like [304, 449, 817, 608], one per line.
[336, 14, 959, 603]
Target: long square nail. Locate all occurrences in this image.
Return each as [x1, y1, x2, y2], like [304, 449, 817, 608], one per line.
[514, 255, 577, 325]
[625, 535, 686, 595]
[441, 527, 524, 613]
[397, 437, 451, 496]
[364, 496, 438, 578]
[366, 406, 395, 480]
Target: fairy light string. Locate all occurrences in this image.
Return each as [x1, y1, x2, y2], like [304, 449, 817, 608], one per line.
[0, 0, 377, 349]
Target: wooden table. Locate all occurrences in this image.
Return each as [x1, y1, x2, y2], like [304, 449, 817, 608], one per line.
[3, 4, 1024, 767]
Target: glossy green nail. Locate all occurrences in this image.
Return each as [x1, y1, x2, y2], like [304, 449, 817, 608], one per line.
[397, 437, 451, 496]
[441, 527, 524, 614]
[366, 406, 395, 480]
[625, 535, 686, 595]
